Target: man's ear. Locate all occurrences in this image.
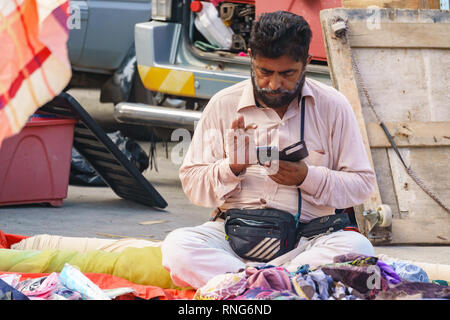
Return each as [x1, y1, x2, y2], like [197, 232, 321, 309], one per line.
[306, 54, 312, 65]
[248, 48, 253, 59]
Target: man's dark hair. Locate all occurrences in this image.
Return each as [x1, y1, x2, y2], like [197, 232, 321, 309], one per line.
[248, 11, 312, 64]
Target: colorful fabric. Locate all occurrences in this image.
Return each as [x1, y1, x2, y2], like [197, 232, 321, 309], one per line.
[389, 261, 430, 283]
[432, 280, 449, 287]
[0, 246, 181, 289]
[232, 287, 302, 300]
[320, 264, 389, 296]
[333, 253, 377, 266]
[330, 281, 360, 300]
[0, 271, 196, 300]
[196, 264, 365, 300]
[0, 230, 28, 249]
[194, 254, 450, 300]
[194, 272, 247, 300]
[58, 264, 110, 300]
[295, 264, 310, 275]
[307, 269, 334, 299]
[0, 273, 21, 287]
[292, 269, 357, 300]
[11, 233, 161, 253]
[326, 253, 402, 296]
[245, 266, 292, 292]
[376, 260, 402, 285]
[0, 0, 71, 148]
[15, 272, 59, 299]
[375, 282, 450, 300]
[0, 278, 29, 300]
[292, 272, 319, 299]
[344, 253, 434, 284]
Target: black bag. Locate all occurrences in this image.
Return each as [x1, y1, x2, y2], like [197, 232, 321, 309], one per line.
[224, 208, 298, 262]
[224, 210, 352, 262]
[297, 213, 351, 238]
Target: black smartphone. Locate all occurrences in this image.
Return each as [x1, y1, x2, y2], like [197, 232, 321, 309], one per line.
[279, 141, 308, 162]
[256, 141, 308, 165]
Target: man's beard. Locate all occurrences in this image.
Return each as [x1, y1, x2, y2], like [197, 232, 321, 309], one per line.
[251, 67, 306, 109]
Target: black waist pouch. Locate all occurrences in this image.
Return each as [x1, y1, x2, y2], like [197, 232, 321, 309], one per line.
[224, 208, 298, 263]
[297, 213, 351, 238]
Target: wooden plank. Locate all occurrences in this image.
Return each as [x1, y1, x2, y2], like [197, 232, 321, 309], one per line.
[368, 148, 398, 243]
[354, 48, 450, 124]
[343, 0, 441, 9]
[370, 149, 399, 219]
[320, 10, 384, 236]
[367, 121, 450, 147]
[348, 22, 450, 48]
[387, 148, 414, 215]
[387, 147, 450, 244]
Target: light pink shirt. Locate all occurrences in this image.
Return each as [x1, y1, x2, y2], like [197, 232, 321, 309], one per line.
[179, 78, 376, 222]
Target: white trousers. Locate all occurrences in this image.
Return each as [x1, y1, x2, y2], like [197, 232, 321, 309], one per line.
[161, 220, 374, 289]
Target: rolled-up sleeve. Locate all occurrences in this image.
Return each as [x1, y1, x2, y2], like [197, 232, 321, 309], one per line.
[300, 96, 376, 209]
[179, 98, 242, 208]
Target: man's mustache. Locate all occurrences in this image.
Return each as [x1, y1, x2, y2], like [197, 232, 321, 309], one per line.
[257, 87, 294, 94]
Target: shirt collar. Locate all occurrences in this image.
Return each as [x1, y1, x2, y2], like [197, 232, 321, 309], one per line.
[236, 79, 257, 111]
[237, 78, 316, 112]
[301, 78, 315, 102]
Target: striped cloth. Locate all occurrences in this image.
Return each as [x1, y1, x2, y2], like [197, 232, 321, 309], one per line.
[0, 0, 71, 148]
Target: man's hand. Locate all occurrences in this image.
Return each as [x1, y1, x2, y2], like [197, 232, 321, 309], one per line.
[265, 160, 308, 186]
[227, 116, 257, 176]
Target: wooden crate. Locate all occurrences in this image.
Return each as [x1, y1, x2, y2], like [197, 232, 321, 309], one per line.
[320, 8, 450, 244]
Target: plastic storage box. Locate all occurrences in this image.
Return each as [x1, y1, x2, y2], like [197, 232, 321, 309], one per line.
[192, 1, 234, 49]
[0, 116, 77, 207]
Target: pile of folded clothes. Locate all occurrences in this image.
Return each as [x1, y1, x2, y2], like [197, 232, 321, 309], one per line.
[194, 253, 450, 300]
[0, 263, 135, 300]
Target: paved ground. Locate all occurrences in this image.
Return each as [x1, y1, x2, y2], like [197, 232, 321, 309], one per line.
[0, 139, 212, 242]
[1, 88, 211, 241]
[1, 87, 449, 265]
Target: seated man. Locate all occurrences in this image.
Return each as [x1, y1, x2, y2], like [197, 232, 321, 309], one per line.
[162, 11, 376, 289]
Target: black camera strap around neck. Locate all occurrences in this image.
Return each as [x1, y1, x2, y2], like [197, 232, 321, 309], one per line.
[295, 96, 306, 227]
